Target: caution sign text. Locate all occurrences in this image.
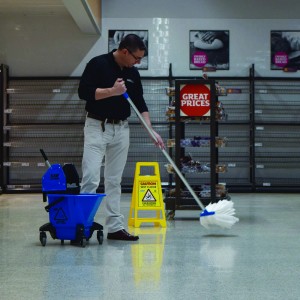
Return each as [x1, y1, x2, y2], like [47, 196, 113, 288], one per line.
[138, 181, 161, 207]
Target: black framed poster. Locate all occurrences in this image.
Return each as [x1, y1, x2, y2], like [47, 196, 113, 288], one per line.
[189, 30, 229, 70]
[271, 30, 300, 70]
[108, 30, 148, 70]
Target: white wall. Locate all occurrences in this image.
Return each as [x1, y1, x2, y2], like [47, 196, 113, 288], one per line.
[95, 18, 300, 78]
[1, 0, 300, 77]
[102, 0, 300, 19]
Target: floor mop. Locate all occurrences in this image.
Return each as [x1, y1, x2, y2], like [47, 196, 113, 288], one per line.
[123, 92, 239, 229]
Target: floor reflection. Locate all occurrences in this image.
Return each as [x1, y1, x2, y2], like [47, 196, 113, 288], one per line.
[129, 227, 166, 286]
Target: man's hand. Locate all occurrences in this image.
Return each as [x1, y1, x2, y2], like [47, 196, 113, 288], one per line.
[151, 130, 165, 149]
[111, 78, 127, 96]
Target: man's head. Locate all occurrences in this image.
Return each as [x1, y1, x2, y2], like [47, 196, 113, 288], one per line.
[115, 34, 147, 68]
[119, 33, 147, 52]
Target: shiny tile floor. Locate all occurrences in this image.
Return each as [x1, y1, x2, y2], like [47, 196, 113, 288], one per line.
[0, 192, 300, 300]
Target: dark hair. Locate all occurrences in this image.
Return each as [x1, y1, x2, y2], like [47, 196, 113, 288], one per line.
[118, 34, 147, 52]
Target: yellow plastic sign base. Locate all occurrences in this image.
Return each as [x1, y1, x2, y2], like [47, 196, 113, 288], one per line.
[128, 162, 166, 228]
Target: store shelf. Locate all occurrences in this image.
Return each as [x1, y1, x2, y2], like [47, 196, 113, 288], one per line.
[2, 64, 300, 193]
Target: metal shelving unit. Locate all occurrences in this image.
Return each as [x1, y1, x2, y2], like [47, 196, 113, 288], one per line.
[2, 64, 300, 194]
[0, 66, 170, 192]
[254, 76, 300, 191]
[213, 73, 253, 192]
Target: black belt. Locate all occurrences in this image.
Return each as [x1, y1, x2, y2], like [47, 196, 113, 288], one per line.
[87, 112, 126, 124]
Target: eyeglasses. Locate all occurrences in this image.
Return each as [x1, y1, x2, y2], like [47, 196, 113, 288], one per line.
[126, 48, 143, 62]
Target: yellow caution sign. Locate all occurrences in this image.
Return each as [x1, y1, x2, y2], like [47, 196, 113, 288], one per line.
[128, 162, 166, 228]
[138, 181, 160, 207]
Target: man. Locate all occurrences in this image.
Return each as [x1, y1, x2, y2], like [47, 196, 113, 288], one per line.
[78, 34, 164, 241]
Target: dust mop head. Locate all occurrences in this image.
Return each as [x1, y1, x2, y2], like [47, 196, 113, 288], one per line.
[200, 200, 239, 229]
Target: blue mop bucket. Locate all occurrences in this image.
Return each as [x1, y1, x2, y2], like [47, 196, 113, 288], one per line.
[47, 193, 105, 240]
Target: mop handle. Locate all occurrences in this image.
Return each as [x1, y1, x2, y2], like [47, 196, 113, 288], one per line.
[40, 149, 51, 168]
[123, 93, 205, 210]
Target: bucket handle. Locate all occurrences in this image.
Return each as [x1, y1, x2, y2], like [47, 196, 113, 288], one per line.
[45, 196, 65, 212]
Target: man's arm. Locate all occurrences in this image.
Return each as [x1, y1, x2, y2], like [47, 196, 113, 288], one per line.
[141, 111, 165, 149]
[95, 78, 126, 100]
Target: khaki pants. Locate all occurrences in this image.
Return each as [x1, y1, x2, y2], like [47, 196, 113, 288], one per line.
[80, 117, 130, 233]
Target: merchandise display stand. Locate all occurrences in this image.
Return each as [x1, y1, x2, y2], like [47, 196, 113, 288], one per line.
[164, 79, 230, 219]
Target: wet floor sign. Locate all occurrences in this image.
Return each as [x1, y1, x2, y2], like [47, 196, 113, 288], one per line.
[128, 162, 166, 228]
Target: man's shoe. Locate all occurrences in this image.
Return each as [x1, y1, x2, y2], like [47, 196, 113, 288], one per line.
[107, 229, 139, 241]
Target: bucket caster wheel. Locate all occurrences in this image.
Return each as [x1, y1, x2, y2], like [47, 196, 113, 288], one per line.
[80, 238, 87, 248]
[61, 240, 64, 245]
[40, 232, 47, 246]
[97, 230, 104, 245]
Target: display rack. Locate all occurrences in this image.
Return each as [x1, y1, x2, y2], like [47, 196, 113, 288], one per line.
[0, 66, 170, 193]
[0, 64, 9, 194]
[164, 79, 231, 217]
[212, 68, 253, 192]
[2, 63, 300, 194]
[253, 76, 300, 191]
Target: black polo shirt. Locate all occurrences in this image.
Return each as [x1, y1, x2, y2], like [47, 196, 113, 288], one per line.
[78, 50, 148, 120]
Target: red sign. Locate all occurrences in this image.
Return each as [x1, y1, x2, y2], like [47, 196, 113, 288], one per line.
[180, 84, 211, 117]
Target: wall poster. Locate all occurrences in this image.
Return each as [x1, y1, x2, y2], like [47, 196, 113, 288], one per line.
[189, 30, 229, 70]
[271, 30, 300, 70]
[108, 30, 148, 70]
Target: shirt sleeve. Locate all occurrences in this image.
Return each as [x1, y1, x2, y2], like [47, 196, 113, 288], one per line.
[78, 59, 98, 102]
